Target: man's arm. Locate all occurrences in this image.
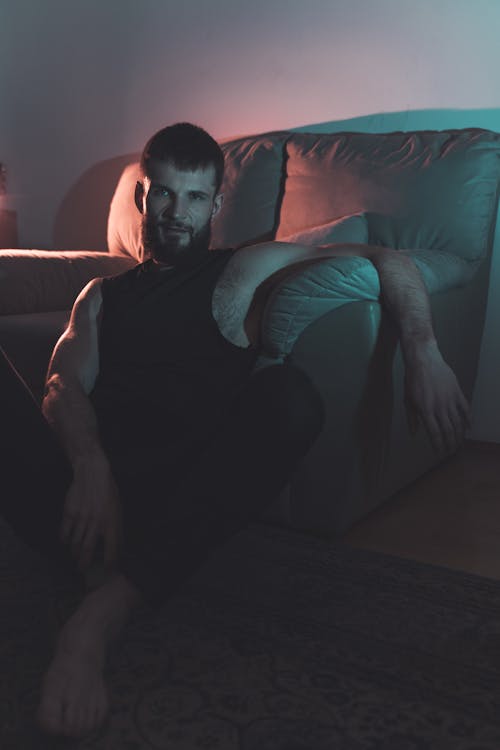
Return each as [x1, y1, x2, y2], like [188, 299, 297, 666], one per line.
[42, 278, 122, 571]
[235, 241, 471, 453]
[347, 244, 471, 453]
[43, 278, 104, 463]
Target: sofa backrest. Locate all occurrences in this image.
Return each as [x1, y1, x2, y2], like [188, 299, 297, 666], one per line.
[277, 129, 500, 262]
[106, 127, 500, 264]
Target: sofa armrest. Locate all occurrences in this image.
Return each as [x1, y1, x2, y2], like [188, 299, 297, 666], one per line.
[399, 249, 479, 294]
[261, 250, 478, 359]
[0, 250, 137, 314]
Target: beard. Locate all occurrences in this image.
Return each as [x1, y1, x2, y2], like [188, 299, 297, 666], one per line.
[141, 216, 212, 268]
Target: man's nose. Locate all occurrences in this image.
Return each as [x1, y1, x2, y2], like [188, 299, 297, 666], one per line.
[163, 195, 187, 219]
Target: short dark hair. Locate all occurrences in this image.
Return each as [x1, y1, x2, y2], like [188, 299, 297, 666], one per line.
[140, 122, 225, 193]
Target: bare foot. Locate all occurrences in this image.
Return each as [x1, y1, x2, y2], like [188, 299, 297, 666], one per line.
[36, 607, 108, 736]
[36, 572, 141, 738]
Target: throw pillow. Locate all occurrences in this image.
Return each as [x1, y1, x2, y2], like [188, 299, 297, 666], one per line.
[278, 213, 368, 246]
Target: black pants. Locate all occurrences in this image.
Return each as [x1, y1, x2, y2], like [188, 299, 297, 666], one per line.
[0, 346, 324, 609]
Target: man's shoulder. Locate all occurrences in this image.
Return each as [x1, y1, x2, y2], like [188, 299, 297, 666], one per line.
[102, 259, 148, 289]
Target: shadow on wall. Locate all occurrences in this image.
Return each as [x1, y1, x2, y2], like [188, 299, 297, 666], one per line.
[52, 108, 500, 253]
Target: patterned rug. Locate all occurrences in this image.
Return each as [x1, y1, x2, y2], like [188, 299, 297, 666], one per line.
[1, 518, 500, 750]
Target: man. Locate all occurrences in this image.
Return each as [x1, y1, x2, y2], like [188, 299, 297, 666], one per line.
[1, 123, 469, 739]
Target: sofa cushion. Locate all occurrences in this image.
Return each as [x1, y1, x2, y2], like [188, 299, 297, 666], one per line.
[279, 212, 368, 246]
[277, 129, 500, 261]
[211, 132, 289, 250]
[106, 132, 289, 261]
[399, 249, 479, 294]
[0, 250, 136, 314]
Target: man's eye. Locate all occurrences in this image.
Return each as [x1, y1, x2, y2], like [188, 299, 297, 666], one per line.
[152, 187, 170, 197]
[190, 193, 205, 201]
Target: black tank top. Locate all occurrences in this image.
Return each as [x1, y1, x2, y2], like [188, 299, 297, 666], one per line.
[90, 248, 258, 479]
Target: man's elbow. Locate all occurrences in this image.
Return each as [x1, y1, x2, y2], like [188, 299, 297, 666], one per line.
[43, 371, 84, 407]
[44, 371, 63, 396]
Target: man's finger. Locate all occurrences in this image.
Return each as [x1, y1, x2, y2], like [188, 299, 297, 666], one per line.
[60, 509, 77, 544]
[60, 516, 72, 544]
[457, 393, 472, 430]
[449, 405, 466, 447]
[60, 484, 79, 543]
[424, 412, 445, 453]
[103, 520, 119, 565]
[405, 399, 419, 435]
[439, 410, 458, 454]
[77, 524, 99, 570]
[70, 512, 89, 548]
[68, 515, 90, 563]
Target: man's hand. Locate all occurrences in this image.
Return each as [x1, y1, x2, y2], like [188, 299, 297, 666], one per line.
[403, 339, 472, 453]
[60, 451, 123, 572]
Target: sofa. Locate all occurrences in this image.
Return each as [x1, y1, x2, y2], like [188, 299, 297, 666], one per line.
[1, 124, 499, 537]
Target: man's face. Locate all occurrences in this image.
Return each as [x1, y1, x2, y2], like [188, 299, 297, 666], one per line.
[135, 160, 223, 266]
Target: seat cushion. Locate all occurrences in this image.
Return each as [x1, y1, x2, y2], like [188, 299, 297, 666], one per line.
[277, 129, 500, 261]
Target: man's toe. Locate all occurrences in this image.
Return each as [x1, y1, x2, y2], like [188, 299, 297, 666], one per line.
[36, 699, 62, 735]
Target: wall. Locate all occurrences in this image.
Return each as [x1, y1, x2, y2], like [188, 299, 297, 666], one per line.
[1, 0, 500, 439]
[3, 0, 500, 247]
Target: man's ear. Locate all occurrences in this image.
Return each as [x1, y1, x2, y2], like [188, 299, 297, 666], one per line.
[212, 193, 223, 218]
[134, 181, 144, 214]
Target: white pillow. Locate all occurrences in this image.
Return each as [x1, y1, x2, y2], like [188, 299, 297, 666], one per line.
[279, 212, 368, 246]
[107, 162, 144, 261]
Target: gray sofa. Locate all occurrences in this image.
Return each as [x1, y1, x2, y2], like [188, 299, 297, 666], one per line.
[1, 125, 499, 537]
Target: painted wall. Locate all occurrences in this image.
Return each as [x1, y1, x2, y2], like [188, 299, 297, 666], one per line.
[3, 0, 500, 247]
[1, 0, 500, 438]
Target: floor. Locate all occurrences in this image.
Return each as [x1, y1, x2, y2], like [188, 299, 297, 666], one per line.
[342, 439, 500, 581]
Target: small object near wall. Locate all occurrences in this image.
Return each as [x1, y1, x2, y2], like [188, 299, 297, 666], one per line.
[0, 163, 18, 248]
